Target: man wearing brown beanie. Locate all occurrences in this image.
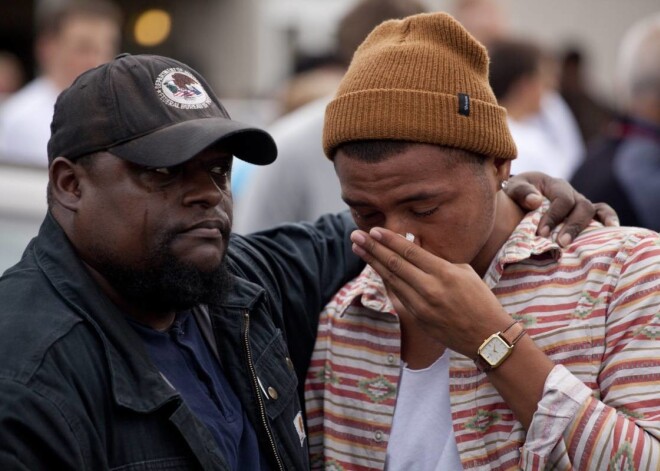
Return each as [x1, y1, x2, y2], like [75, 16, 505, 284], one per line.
[305, 12, 660, 470]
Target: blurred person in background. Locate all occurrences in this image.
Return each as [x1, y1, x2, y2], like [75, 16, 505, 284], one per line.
[0, 0, 121, 166]
[277, 58, 345, 116]
[230, 56, 345, 200]
[0, 52, 25, 104]
[571, 13, 660, 230]
[454, 0, 585, 180]
[451, 0, 509, 44]
[559, 47, 614, 145]
[233, 0, 427, 234]
[488, 39, 582, 179]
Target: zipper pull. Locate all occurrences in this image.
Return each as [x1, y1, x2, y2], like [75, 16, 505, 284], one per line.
[257, 377, 271, 401]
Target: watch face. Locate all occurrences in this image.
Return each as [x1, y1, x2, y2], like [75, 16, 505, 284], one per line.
[480, 335, 510, 366]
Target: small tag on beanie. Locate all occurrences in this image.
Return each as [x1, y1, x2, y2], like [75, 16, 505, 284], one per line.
[458, 93, 470, 116]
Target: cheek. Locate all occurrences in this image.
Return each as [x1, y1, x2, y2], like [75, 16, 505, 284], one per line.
[84, 195, 154, 255]
[419, 205, 494, 262]
[223, 192, 234, 226]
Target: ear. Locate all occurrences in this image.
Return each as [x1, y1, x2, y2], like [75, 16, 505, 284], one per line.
[49, 156, 84, 211]
[493, 158, 511, 185]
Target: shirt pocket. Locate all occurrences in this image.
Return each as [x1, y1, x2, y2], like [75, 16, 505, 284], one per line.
[253, 328, 299, 420]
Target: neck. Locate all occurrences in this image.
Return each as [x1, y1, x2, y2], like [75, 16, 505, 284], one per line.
[471, 191, 525, 277]
[82, 260, 176, 330]
[400, 322, 446, 370]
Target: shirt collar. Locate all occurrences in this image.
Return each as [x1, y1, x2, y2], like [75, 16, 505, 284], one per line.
[335, 265, 395, 317]
[483, 204, 562, 288]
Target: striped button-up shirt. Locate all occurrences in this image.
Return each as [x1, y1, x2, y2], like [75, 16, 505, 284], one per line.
[304, 208, 660, 470]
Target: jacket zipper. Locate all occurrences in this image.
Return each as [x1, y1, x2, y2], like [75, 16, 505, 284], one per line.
[243, 310, 285, 471]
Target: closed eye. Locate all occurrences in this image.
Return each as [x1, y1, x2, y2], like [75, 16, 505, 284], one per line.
[352, 209, 379, 221]
[412, 207, 438, 217]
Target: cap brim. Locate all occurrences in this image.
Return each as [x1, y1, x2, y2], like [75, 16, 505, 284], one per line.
[108, 117, 277, 167]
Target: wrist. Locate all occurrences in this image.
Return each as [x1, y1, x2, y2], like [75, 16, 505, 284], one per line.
[474, 320, 526, 372]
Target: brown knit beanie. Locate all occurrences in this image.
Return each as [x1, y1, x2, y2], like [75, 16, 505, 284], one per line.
[323, 12, 517, 160]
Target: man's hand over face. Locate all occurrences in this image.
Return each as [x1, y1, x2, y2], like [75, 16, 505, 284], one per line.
[350, 228, 512, 357]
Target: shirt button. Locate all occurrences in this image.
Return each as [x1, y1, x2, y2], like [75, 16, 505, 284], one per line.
[374, 430, 384, 442]
[267, 386, 279, 400]
[285, 357, 295, 371]
[387, 354, 395, 364]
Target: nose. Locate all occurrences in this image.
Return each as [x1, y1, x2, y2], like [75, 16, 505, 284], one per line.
[181, 167, 228, 209]
[382, 216, 410, 239]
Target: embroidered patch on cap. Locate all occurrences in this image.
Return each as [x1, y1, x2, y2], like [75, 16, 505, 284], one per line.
[155, 68, 211, 109]
[293, 410, 306, 446]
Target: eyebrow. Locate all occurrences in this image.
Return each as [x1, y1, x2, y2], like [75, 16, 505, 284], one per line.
[343, 190, 441, 208]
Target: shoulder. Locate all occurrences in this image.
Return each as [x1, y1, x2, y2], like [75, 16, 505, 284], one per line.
[0, 260, 96, 386]
[1, 78, 57, 117]
[566, 225, 660, 271]
[570, 224, 659, 248]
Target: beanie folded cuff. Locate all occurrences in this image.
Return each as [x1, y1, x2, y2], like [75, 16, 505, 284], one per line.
[323, 89, 517, 159]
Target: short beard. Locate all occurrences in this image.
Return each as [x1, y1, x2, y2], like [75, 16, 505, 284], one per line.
[93, 236, 233, 313]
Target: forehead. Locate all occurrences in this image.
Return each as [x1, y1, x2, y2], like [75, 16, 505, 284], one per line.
[334, 143, 480, 203]
[335, 144, 463, 183]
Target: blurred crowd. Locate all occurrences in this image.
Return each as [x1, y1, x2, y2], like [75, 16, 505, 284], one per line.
[0, 0, 659, 231]
[234, 0, 660, 234]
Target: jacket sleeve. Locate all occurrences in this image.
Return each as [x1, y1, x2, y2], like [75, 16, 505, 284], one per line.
[520, 233, 660, 469]
[0, 379, 85, 470]
[228, 211, 363, 383]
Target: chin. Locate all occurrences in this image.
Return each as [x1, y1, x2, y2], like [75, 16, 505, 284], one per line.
[189, 252, 225, 274]
[175, 242, 226, 271]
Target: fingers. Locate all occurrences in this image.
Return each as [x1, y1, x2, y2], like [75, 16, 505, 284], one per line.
[507, 172, 612, 246]
[350, 229, 431, 313]
[505, 173, 544, 210]
[594, 202, 620, 227]
[551, 190, 598, 246]
[352, 228, 441, 274]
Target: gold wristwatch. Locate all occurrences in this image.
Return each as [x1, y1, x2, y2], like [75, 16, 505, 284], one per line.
[474, 321, 526, 372]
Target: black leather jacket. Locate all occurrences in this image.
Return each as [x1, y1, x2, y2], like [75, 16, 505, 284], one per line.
[0, 212, 361, 470]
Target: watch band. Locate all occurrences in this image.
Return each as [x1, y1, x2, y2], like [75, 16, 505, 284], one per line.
[474, 320, 526, 372]
[500, 320, 526, 347]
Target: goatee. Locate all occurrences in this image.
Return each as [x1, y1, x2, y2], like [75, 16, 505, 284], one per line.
[94, 238, 233, 313]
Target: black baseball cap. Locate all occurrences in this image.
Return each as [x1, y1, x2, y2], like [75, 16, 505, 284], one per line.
[47, 53, 277, 166]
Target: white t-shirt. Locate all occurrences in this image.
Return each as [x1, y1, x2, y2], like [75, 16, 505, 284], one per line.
[509, 91, 585, 180]
[386, 350, 463, 470]
[0, 77, 59, 167]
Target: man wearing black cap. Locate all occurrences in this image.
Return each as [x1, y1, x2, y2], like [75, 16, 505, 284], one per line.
[0, 53, 363, 471]
[0, 53, 609, 470]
